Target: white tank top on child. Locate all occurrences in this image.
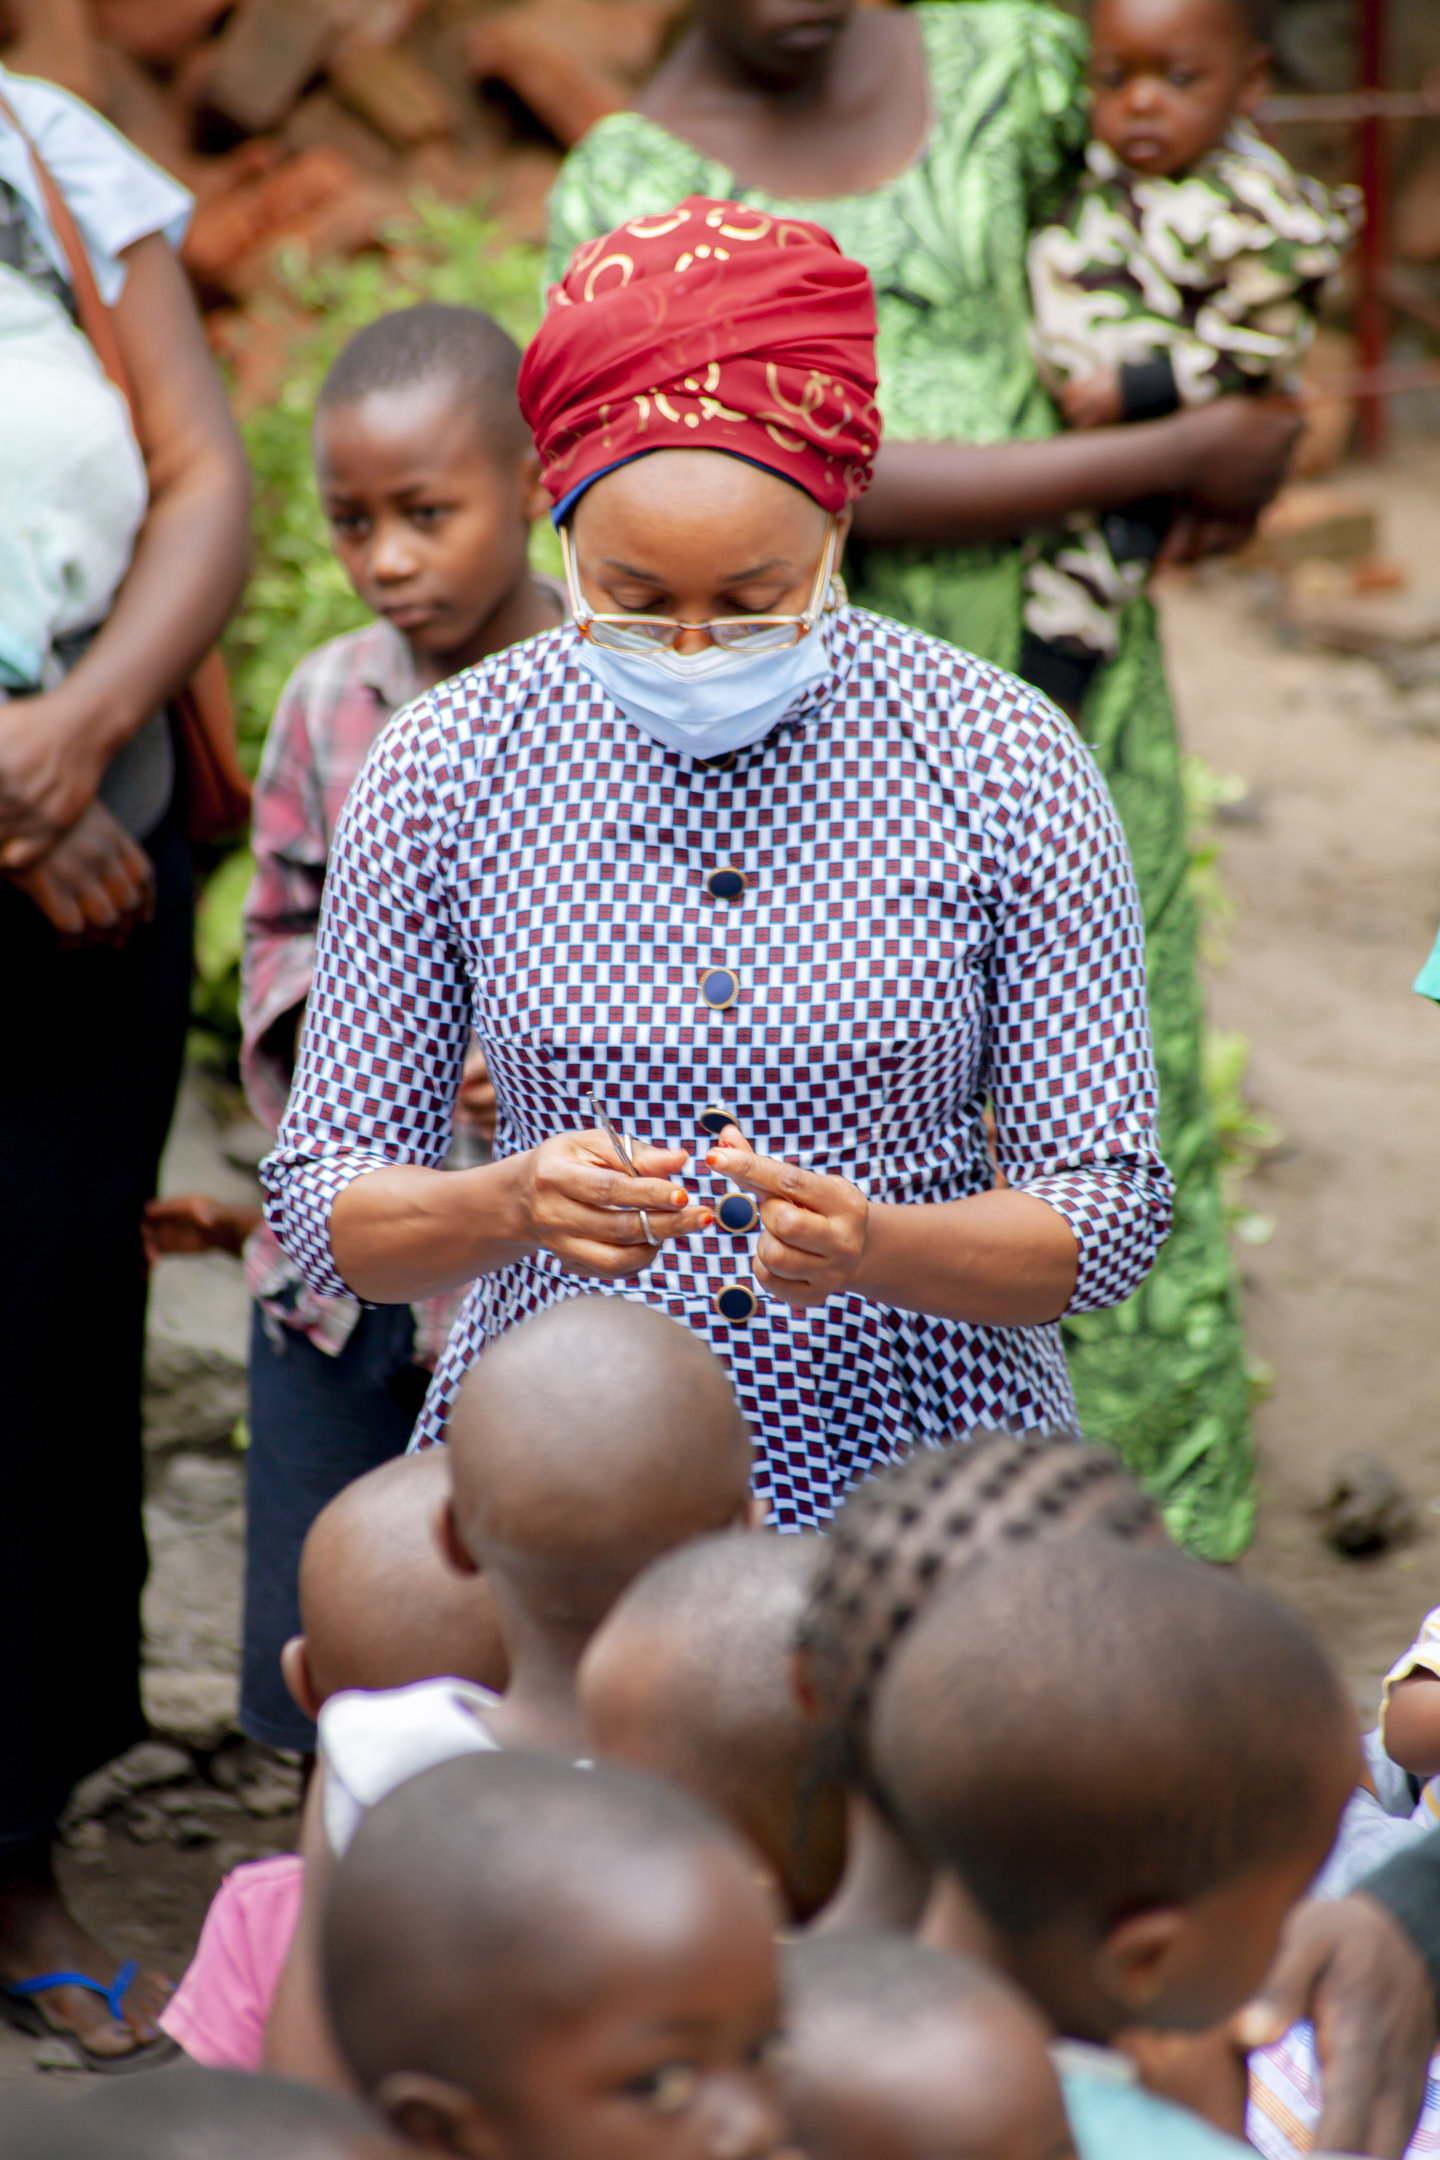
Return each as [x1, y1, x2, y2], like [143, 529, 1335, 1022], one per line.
[318, 1678, 505, 1857]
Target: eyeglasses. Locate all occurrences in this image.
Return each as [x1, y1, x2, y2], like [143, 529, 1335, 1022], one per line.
[559, 519, 841, 656]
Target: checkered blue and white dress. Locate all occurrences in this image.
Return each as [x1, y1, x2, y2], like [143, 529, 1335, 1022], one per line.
[263, 608, 1172, 1529]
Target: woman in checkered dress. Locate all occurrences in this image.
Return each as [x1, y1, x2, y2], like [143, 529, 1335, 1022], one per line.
[262, 200, 1173, 1529]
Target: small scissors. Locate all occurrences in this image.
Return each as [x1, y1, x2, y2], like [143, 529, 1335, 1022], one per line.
[589, 1096, 659, 1246]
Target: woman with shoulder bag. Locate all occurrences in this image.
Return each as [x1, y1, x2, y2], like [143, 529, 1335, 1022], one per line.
[0, 59, 250, 2070]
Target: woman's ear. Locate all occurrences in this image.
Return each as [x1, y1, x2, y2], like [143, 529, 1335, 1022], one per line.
[1092, 1906, 1189, 2015]
[376, 2071, 505, 2156]
[438, 1496, 481, 1578]
[280, 1635, 322, 1722]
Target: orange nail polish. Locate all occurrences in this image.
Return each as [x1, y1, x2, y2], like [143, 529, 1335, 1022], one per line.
[699, 1210, 714, 1228]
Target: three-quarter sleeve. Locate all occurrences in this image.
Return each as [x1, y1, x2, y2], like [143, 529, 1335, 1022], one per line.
[260, 704, 471, 1300]
[983, 699, 1173, 1312]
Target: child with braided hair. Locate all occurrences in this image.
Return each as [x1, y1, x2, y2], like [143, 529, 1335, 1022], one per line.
[797, 1428, 1166, 1936]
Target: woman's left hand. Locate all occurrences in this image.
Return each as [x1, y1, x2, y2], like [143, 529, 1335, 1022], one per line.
[706, 1126, 870, 1309]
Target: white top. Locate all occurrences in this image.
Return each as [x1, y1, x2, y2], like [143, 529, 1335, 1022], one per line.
[0, 63, 191, 305]
[318, 1677, 503, 1857]
[0, 265, 147, 688]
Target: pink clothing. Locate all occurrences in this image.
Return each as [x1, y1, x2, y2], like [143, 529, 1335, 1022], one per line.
[158, 1853, 304, 2071]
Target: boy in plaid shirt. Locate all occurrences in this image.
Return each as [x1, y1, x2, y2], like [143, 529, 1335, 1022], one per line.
[149, 302, 562, 1753]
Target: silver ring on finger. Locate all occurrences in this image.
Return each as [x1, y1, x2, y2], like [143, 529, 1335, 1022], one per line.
[635, 1208, 659, 1247]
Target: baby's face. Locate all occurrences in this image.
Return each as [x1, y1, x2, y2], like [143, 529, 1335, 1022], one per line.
[1088, 0, 1268, 179]
[495, 1846, 789, 2160]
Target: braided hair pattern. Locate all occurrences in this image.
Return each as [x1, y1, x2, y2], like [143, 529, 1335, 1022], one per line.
[798, 1429, 1160, 1791]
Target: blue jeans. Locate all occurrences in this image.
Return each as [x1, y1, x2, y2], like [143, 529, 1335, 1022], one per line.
[241, 1301, 423, 1752]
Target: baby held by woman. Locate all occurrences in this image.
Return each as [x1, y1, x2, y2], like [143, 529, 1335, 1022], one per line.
[1020, 0, 1360, 715]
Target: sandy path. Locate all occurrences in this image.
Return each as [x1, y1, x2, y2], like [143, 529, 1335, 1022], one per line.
[1158, 448, 1440, 1712]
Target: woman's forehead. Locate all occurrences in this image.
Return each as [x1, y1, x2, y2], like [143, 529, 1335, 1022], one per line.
[573, 450, 826, 545]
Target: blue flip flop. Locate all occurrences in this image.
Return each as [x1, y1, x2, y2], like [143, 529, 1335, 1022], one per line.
[3, 1960, 180, 2073]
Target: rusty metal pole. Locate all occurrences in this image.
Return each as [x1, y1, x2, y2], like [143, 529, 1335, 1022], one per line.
[1356, 0, 1388, 455]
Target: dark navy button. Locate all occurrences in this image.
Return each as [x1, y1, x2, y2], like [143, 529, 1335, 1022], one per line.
[716, 1192, 759, 1235]
[699, 967, 739, 1011]
[714, 1283, 758, 1322]
[698, 1104, 739, 1138]
[704, 866, 746, 902]
[699, 752, 736, 771]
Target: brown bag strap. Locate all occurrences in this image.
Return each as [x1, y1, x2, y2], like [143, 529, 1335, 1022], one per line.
[0, 87, 135, 412]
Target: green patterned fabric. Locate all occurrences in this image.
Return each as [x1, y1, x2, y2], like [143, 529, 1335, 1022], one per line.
[546, 0, 1255, 1557]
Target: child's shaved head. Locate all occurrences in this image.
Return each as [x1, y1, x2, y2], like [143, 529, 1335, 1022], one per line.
[0, 2066, 405, 2159]
[579, 1531, 845, 1918]
[782, 1933, 1076, 2160]
[324, 1751, 786, 2160]
[317, 303, 528, 456]
[875, 1539, 1357, 2035]
[289, 1450, 506, 1713]
[446, 1296, 754, 1628]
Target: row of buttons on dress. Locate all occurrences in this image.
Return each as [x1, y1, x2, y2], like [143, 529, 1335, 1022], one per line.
[699, 863, 758, 1321]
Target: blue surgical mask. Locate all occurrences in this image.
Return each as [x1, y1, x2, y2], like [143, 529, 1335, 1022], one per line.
[572, 622, 832, 761]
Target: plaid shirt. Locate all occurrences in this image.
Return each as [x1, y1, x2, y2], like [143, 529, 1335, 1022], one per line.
[241, 595, 566, 1357]
[241, 619, 422, 1354]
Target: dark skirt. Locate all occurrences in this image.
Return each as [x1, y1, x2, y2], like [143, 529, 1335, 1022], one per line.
[0, 803, 192, 1845]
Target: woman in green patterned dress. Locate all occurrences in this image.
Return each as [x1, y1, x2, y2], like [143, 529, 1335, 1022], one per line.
[546, 0, 1299, 1557]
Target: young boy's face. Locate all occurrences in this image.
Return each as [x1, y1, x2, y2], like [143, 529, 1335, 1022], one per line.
[316, 381, 547, 675]
[1088, 0, 1268, 178]
[401, 1843, 787, 2160]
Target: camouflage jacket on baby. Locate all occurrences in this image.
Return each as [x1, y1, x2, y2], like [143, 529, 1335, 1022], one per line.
[1027, 120, 1362, 418]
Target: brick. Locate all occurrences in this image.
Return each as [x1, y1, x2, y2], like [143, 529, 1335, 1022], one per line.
[88, 0, 232, 69]
[223, 170, 408, 297]
[181, 144, 358, 292]
[328, 0, 431, 41]
[329, 34, 454, 146]
[1253, 484, 1378, 567]
[466, 3, 633, 147]
[285, 88, 400, 175]
[204, 0, 338, 134]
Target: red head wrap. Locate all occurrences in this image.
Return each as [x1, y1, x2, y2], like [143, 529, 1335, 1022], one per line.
[518, 197, 881, 518]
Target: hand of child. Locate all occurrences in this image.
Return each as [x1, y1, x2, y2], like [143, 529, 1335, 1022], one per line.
[456, 1040, 498, 1142]
[1059, 371, 1123, 430]
[143, 1195, 264, 1266]
[4, 800, 155, 947]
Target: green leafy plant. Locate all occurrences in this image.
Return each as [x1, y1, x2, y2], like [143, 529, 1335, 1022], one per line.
[197, 198, 547, 1067]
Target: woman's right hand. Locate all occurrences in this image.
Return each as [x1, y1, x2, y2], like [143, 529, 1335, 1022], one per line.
[509, 1130, 712, 1280]
[1172, 396, 1302, 526]
[4, 800, 155, 947]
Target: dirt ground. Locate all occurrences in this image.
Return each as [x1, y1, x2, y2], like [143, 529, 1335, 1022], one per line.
[4, 444, 1440, 2092]
[1161, 448, 1440, 1713]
